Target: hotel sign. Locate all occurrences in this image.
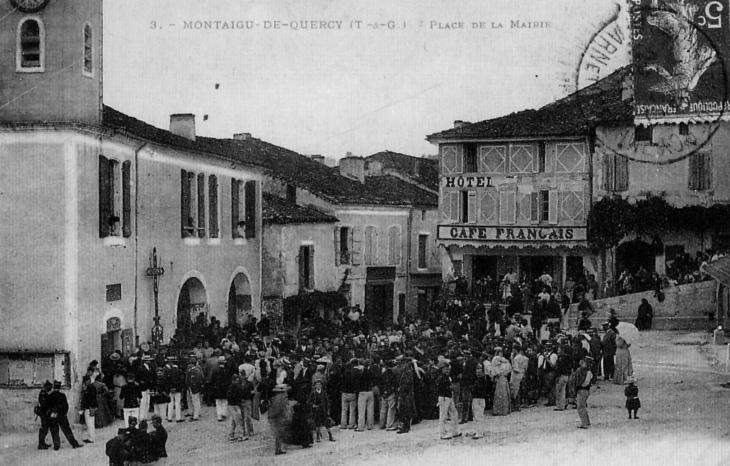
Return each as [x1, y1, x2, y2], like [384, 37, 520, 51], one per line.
[443, 176, 494, 188]
[438, 225, 587, 242]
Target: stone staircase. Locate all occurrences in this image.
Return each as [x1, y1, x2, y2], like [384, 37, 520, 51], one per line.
[567, 280, 717, 331]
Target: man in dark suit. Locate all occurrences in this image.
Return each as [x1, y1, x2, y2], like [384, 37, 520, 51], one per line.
[136, 355, 157, 421]
[36, 380, 53, 449]
[47, 380, 83, 450]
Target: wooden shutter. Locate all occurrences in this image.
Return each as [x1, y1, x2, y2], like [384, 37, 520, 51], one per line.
[208, 175, 218, 238]
[603, 154, 613, 191]
[468, 191, 477, 224]
[308, 245, 315, 289]
[181, 169, 190, 237]
[499, 191, 516, 224]
[549, 190, 559, 224]
[703, 153, 712, 189]
[530, 192, 539, 222]
[197, 173, 206, 238]
[298, 246, 306, 291]
[617, 155, 628, 191]
[99, 155, 111, 238]
[441, 145, 458, 174]
[245, 180, 256, 239]
[231, 179, 240, 237]
[334, 226, 341, 266]
[122, 160, 131, 238]
[351, 227, 363, 266]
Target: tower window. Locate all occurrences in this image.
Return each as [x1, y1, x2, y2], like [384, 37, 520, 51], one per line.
[18, 18, 45, 72]
[83, 24, 93, 76]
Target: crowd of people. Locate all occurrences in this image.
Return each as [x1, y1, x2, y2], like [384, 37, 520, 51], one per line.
[34, 264, 652, 461]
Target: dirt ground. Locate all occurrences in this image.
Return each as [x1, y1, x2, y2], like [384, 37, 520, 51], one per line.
[2, 331, 730, 466]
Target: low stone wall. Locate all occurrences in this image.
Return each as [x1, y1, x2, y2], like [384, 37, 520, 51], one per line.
[568, 280, 717, 331]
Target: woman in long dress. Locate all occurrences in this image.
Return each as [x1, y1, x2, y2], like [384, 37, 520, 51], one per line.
[613, 333, 633, 385]
[92, 375, 114, 428]
[491, 349, 512, 416]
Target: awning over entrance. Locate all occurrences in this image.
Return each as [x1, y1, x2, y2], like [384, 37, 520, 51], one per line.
[705, 256, 730, 287]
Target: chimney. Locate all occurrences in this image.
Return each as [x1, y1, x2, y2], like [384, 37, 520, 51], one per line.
[621, 74, 633, 101]
[454, 120, 470, 129]
[233, 133, 252, 140]
[311, 154, 325, 164]
[339, 154, 366, 183]
[170, 114, 196, 141]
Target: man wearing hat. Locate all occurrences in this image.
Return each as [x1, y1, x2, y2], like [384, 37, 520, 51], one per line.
[212, 356, 231, 421]
[119, 372, 142, 428]
[186, 356, 205, 421]
[106, 427, 132, 466]
[47, 380, 83, 450]
[601, 322, 617, 382]
[575, 357, 594, 428]
[161, 356, 184, 423]
[136, 354, 156, 421]
[396, 355, 416, 434]
[36, 380, 53, 449]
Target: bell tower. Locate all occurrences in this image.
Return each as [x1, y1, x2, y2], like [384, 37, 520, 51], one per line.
[0, 0, 103, 125]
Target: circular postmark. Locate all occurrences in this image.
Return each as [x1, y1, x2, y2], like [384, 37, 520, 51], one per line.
[575, 0, 729, 166]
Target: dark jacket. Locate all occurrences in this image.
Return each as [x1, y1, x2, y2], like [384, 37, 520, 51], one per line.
[106, 436, 131, 466]
[135, 363, 156, 392]
[211, 366, 231, 400]
[381, 368, 397, 398]
[47, 390, 70, 418]
[436, 374, 453, 398]
[119, 382, 142, 409]
[341, 365, 357, 393]
[162, 365, 184, 393]
[149, 424, 168, 459]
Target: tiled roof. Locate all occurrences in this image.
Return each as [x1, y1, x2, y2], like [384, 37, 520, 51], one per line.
[362, 175, 438, 207]
[102, 106, 436, 207]
[366, 150, 439, 191]
[262, 193, 338, 225]
[426, 66, 633, 141]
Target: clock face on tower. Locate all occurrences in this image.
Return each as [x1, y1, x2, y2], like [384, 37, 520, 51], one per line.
[10, 0, 51, 13]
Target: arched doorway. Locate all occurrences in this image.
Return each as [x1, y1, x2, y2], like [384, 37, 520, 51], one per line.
[177, 277, 208, 334]
[227, 273, 251, 326]
[616, 240, 655, 275]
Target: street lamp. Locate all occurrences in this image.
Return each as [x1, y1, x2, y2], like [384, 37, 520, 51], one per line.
[146, 248, 165, 348]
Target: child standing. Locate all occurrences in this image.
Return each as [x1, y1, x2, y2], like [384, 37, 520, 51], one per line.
[624, 376, 640, 419]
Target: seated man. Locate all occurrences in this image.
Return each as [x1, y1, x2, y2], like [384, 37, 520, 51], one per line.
[106, 428, 132, 466]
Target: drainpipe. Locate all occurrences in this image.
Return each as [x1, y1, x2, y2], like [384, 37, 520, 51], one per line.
[133, 141, 149, 348]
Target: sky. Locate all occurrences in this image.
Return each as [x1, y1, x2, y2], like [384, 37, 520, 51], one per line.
[104, 0, 629, 160]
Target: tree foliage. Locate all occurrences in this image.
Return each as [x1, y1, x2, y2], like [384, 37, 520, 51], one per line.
[588, 197, 635, 250]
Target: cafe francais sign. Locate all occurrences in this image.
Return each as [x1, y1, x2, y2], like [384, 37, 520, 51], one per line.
[438, 225, 587, 242]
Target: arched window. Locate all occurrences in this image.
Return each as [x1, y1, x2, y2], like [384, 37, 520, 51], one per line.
[83, 23, 93, 76]
[17, 18, 45, 72]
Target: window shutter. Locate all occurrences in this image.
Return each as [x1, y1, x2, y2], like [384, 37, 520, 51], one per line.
[334, 226, 341, 266]
[499, 191, 516, 224]
[618, 155, 629, 191]
[449, 191, 460, 222]
[99, 155, 111, 238]
[441, 146, 458, 174]
[548, 190, 559, 224]
[603, 154, 612, 191]
[208, 175, 218, 238]
[298, 246, 306, 291]
[455, 146, 464, 174]
[308, 245, 315, 289]
[468, 191, 477, 224]
[530, 192, 539, 222]
[704, 153, 712, 189]
[180, 169, 191, 237]
[245, 180, 256, 239]
[122, 160, 131, 238]
[395, 227, 401, 265]
[231, 179, 240, 237]
[351, 227, 363, 266]
[197, 173, 206, 238]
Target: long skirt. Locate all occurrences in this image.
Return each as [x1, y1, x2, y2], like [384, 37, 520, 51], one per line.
[492, 375, 511, 416]
[614, 348, 633, 384]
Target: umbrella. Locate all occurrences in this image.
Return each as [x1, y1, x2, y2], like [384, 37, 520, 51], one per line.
[616, 321, 639, 346]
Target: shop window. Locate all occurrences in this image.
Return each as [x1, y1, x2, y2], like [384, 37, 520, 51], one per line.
[18, 18, 44, 71]
[0, 352, 70, 388]
[99, 156, 131, 238]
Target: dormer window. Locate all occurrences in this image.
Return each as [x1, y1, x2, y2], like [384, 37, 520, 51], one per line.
[17, 18, 45, 72]
[83, 24, 93, 76]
